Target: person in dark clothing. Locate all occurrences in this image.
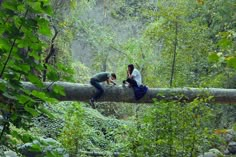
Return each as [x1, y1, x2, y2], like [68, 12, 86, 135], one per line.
[89, 72, 116, 109]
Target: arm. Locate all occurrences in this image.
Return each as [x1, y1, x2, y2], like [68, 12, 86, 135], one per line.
[107, 78, 116, 85]
[127, 70, 133, 79]
[128, 70, 137, 79]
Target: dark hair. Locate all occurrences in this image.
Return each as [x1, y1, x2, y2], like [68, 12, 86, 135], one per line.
[128, 64, 134, 74]
[111, 73, 116, 79]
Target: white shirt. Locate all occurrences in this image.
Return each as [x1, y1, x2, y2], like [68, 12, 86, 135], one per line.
[131, 68, 142, 86]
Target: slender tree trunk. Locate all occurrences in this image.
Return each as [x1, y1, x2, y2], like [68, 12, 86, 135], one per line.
[169, 19, 178, 156]
[170, 20, 178, 87]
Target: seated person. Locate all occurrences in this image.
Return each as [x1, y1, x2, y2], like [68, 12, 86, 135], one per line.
[123, 64, 148, 100]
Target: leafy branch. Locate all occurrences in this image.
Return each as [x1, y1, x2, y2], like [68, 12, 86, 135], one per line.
[0, 9, 29, 78]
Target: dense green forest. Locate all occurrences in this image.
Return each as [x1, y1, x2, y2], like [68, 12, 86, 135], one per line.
[0, 0, 236, 156]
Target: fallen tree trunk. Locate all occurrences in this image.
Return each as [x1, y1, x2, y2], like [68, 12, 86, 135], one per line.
[20, 81, 236, 104]
[78, 150, 119, 157]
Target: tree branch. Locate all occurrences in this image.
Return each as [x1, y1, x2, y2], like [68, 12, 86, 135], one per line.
[43, 26, 59, 81]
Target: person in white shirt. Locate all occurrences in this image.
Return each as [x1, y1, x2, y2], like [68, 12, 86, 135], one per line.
[123, 64, 148, 100]
[124, 64, 142, 87]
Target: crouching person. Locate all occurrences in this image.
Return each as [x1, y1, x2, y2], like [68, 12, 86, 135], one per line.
[89, 72, 116, 109]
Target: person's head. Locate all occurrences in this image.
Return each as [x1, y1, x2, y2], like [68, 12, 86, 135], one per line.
[128, 64, 134, 73]
[111, 73, 116, 80]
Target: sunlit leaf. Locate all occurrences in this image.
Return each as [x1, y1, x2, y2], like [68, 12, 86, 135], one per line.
[31, 90, 47, 100]
[218, 38, 232, 49]
[28, 2, 42, 13]
[226, 57, 236, 69]
[27, 74, 44, 88]
[17, 95, 31, 104]
[30, 144, 42, 152]
[17, 4, 25, 12]
[37, 18, 51, 36]
[208, 53, 219, 63]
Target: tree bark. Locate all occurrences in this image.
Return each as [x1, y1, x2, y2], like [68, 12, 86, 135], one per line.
[20, 81, 236, 104]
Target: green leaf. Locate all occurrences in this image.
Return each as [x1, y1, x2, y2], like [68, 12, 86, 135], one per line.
[10, 113, 18, 121]
[40, 0, 50, 3]
[30, 143, 42, 152]
[47, 69, 59, 81]
[218, 38, 232, 48]
[52, 85, 65, 96]
[70, 0, 77, 9]
[2, 1, 18, 11]
[27, 74, 44, 88]
[226, 57, 236, 69]
[31, 90, 47, 100]
[208, 53, 219, 63]
[17, 95, 32, 104]
[13, 15, 22, 28]
[19, 64, 31, 73]
[41, 4, 53, 15]
[10, 63, 31, 74]
[24, 105, 40, 117]
[37, 106, 54, 118]
[233, 123, 236, 131]
[28, 50, 41, 61]
[3, 92, 17, 100]
[37, 18, 51, 36]
[31, 90, 57, 103]
[28, 2, 42, 13]
[0, 81, 6, 92]
[11, 130, 21, 140]
[0, 39, 11, 51]
[17, 4, 26, 12]
[22, 134, 32, 143]
[16, 39, 31, 48]
[46, 152, 57, 157]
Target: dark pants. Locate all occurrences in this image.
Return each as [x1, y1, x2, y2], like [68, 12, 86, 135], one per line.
[124, 78, 148, 100]
[90, 78, 104, 100]
[126, 78, 138, 87]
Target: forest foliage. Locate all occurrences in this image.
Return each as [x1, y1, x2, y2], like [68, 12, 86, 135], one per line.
[0, 0, 236, 156]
